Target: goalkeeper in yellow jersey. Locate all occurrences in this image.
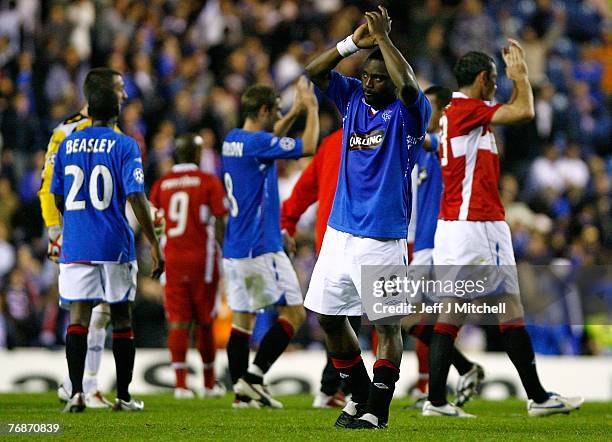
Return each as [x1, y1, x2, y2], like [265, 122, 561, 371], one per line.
[38, 67, 127, 408]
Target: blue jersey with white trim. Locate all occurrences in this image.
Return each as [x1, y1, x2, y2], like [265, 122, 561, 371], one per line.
[323, 71, 431, 239]
[411, 134, 443, 252]
[51, 126, 144, 263]
[221, 129, 303, 258]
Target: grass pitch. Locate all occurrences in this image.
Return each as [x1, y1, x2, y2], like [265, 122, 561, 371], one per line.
[1, 393, 610, 441]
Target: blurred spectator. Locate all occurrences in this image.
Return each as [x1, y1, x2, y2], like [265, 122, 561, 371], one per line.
[0, 175, 17, 233]
[67, 0, 95, 61]
[529, 145, 564, 193]
[519, 0, 565, 86]
[557, 144, 590, 190]
[450, 0, 496, 59]
[0, 221, 14, 280]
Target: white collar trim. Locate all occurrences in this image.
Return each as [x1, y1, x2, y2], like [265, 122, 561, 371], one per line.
[171, 163, 199, 172]
[452, 92, 469, 99]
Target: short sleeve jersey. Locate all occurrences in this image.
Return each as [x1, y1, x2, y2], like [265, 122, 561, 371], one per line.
[323, 71, 431, 239]
[408, 135, 443, 251]
[150, 163, 227, 266]
[221, 129, 303, 258]
[438, 92, 504, 221]
[51, 126, 144, 263]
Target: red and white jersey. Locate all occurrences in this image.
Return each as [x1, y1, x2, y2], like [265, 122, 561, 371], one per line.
[150, 164, 227, 277]
[438, 92, 505, 221]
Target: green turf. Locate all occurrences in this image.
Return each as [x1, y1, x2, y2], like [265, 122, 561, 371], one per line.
[1, 394, 610, 441]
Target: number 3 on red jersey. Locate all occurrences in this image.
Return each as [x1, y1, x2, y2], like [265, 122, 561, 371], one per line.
[439, 115, 449, 167]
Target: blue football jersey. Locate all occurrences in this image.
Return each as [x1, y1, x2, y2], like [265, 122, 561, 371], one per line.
[409, 135, 443, 252]
[51, 126, 144, 263]
[323, 71, 431, 239]
[221, 129, 303, 258]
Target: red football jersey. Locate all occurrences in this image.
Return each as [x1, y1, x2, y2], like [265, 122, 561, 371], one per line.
[280, 129, 342, 254]
[150, 164, 227, 272]
[438, 92, 504, 221]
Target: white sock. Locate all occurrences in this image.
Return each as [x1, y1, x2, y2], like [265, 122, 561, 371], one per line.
[83, 311, 109, 393]
[247, 364, 264, 378]
[62, 375, 72, 395]
[83, 376, 98, 394]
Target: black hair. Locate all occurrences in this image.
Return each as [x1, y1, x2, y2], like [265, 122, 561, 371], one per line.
[424, 85, 452, 108]
[83, 67, 122, 102]
[175, 133, 202, 164]
[241, 84, 277, 120]
[88, 87, 119, 121]
[366, 48, 385, 62]
[453, 52, 495, 88]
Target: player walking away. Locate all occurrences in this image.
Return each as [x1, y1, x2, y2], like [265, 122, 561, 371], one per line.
[222, 77, 320, 409]
[305, 6, 431, 429]
[423, 41, 584, 418]
[51, 87, 164, 413]
[38, 67, 128, 408]
[150, 134, 228, 399]
[403, 85, 484, 410]
[280, 128, 362, 409]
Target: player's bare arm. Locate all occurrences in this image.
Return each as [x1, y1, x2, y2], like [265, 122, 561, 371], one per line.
[273, 76, 308, 137]
[366, 6, 420, 106]
[299, 80, 320, 156]
[305, 21, 377, 90]
[492, 39, 535, 125]
[127, 192, 165, 279]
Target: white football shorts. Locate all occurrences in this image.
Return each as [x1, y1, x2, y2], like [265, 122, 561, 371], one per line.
[410, 248, 433, 266]
[433, 220, 519, 298]
[59, 261, 138, 307]
[223, 251, 302, 313]
[304, 226, 408, 316]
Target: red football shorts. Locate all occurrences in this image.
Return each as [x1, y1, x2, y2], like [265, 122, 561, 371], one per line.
[164, 261, 220, 325]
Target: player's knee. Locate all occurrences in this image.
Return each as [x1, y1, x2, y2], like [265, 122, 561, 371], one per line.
[90, 309, 111, 329]
[109, 302, 132, 330]
[375, 324, 402, 340]
[279, 305, 306, 329]
[316, 313, 346, 334]
[69, 301, 93, 327]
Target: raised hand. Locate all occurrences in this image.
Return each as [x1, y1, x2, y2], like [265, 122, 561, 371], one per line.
[365, 6, 392, 41]
[291, 75, 308, 110]
[300, 78, 319, 111]
[352, 23, 377, 49]
[503, 39, 529, 81]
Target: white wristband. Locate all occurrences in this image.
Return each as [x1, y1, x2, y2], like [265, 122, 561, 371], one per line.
[336, 35, 360, 57]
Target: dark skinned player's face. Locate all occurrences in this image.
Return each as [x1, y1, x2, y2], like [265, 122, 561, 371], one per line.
[361, 59, 396, 109]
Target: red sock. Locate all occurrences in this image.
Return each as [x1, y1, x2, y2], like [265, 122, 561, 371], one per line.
[415, 339, 429, 393]
[196, 325, 216, 389]
[168, 328, 189, 389]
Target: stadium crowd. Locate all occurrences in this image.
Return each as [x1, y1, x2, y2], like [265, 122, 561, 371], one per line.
[0, 0, 609, 354]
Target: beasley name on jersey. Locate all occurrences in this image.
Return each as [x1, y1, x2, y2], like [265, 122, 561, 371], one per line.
[439, 92, 504, 221]
[322, 71, 431, 239]
[221, 129, 303, 259]
[51, 126, 144, 263]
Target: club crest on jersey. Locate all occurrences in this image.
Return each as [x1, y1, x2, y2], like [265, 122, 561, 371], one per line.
[348, 130, 385, 151]
[382, 110, 392, 121]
